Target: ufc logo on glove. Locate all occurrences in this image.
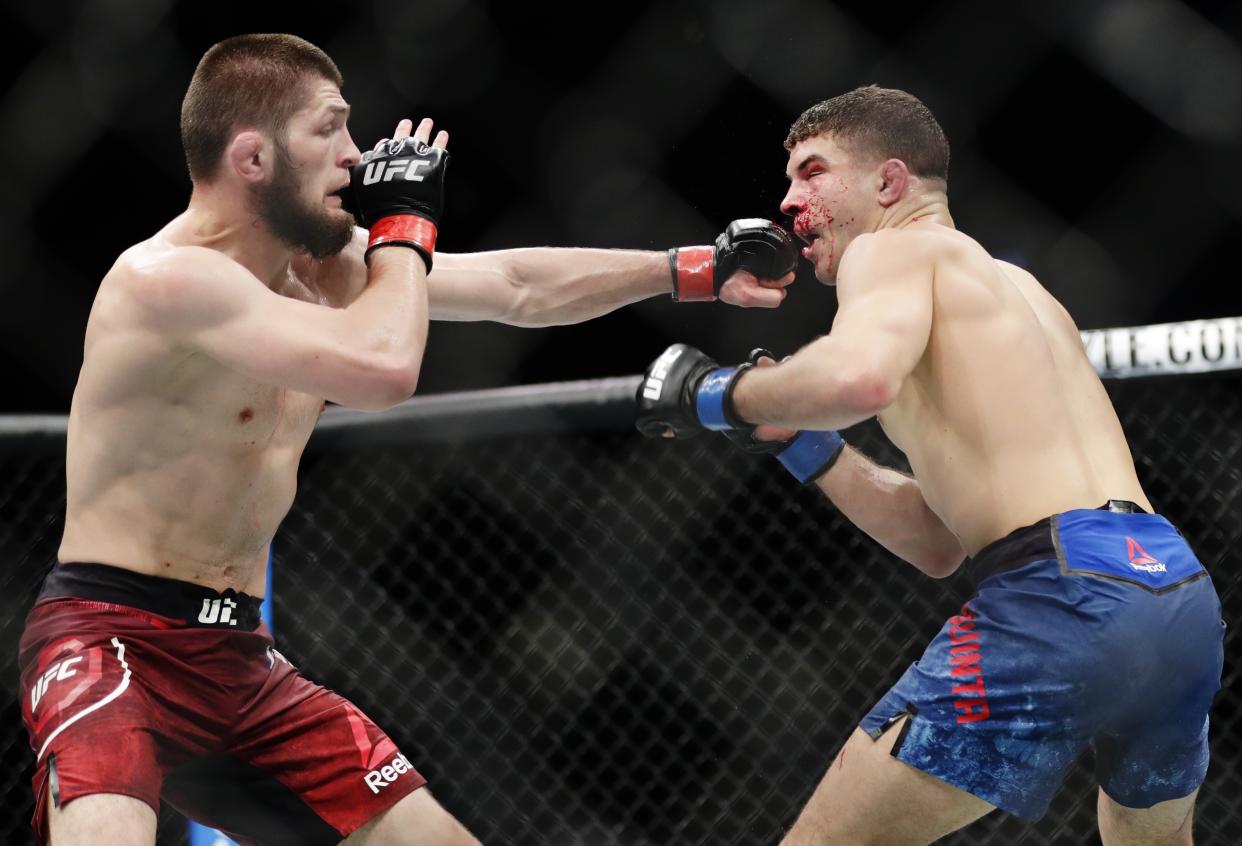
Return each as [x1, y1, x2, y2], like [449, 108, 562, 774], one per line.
[362, 158, 431, 185]
[641, 346, 684, 401]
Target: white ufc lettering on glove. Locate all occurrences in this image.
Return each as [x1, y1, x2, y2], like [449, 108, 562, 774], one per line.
[642, 347, 683, 401]
[362, 159, 431, 185]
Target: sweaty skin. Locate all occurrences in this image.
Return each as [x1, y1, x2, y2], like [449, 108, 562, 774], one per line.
[57, 92, 793, 598]
[61, 238, 347, 595]
[733, 134, 1151, 560]
[57, 87, 430, 594]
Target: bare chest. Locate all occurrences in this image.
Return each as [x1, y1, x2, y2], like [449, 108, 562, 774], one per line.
[176, 361, 326, 451]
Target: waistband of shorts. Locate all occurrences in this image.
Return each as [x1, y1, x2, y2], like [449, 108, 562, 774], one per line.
[967, 500, 1148, 588]
[37, 562, 265, 630]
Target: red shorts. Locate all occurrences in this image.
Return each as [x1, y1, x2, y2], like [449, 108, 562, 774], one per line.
[18, 563, 426, 845]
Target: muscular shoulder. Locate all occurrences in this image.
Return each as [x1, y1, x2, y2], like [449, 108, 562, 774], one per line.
[836, 229, 953, 299]
[106, 241, 256, 334]
[995, 259, 1082, 337]
[841, 227, 971, 276]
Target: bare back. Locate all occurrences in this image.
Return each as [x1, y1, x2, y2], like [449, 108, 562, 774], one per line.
[57, 218, 361, 594]
[877, 227, 1150, 554]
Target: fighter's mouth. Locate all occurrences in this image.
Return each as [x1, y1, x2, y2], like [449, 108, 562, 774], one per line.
[794, 227, 821, 255]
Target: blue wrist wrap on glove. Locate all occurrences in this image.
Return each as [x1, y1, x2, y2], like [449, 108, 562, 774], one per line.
[695, 367, 740, 431]
[776, 430, 845, 484]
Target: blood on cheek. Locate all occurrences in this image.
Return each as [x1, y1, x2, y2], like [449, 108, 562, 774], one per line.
[794, 196, 834, 234]
[798, 195, 843, 270]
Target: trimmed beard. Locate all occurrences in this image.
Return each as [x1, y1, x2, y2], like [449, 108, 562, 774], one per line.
[255, 139, 354, 259]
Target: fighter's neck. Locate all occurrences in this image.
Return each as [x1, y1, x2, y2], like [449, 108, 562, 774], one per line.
[876, 190, 954, 232]
[180, 187, 294, 288]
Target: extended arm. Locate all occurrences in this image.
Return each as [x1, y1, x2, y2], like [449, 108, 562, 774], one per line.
[427, 219, 798, 325]
[428, 248, 673, 325]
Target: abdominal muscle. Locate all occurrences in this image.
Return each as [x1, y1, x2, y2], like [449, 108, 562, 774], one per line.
[59, 448, 299, 596]
[57, 354, 323, 596]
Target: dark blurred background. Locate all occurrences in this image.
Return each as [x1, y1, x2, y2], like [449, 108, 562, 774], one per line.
[2, 0, 1242, 414]
[4, 4, 1242, 844]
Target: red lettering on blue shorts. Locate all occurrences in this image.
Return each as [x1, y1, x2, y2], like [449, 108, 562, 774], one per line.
[947, 603, 990, 723]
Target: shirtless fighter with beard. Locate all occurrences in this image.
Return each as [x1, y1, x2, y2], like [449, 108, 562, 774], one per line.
[17, 34, 796, 846]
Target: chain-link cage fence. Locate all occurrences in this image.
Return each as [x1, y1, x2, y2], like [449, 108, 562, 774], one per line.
[1, 366, 1240, 845]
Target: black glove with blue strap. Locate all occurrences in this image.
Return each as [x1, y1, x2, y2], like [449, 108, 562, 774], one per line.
[635, 344, 845, 483]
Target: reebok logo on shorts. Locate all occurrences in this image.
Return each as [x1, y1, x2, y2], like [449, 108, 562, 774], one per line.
[363, 752, 414, 794]
[1126, 536, 1167, 574]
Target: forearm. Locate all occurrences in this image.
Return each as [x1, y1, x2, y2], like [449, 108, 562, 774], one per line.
[429, 249, 670, 325]
[816, 447, 966, 578]
[344, 248, 430, 389]
[731, 335, 894, 431]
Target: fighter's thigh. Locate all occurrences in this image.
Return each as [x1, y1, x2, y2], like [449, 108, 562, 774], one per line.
[1098, 788, 1197, 846]
[341, 788, 481, 846]
[47, 789, 156, 846]
[781, 719, 994, 846]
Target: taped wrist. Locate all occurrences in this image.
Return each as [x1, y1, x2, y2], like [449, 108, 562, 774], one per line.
[694, 366, 751, 430]
[366, 215, 438, 271]
[669, 246, 716, 302]
[776, 430, 845, 484]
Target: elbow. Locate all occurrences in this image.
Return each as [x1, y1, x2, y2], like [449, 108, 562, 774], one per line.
[837, 368, 900, 417]
[377, 357, 421, 406]
[353, 353, 420, 411]
[916, 547, 966, 580]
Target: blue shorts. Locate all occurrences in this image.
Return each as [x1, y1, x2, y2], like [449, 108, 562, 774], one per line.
[859, 505, 1225, 820]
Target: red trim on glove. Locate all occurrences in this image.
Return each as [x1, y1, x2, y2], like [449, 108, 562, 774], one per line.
[367, 215, 438, 258]
[673, 246, 716, 302]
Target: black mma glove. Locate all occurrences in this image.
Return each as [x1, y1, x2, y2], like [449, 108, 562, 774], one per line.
[668, 218, 797, 302]
[636, 345, 846, 483]
[346, 137, 449, 271]
[635, 343, 752, 438]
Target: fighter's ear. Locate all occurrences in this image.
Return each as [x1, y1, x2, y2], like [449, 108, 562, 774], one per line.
[876, 158, 909, 207]
[226, 130, 268, 183]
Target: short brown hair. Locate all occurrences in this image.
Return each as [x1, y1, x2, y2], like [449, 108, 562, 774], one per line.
[180, 34, 343, 182]
[785, 86, 949, 182]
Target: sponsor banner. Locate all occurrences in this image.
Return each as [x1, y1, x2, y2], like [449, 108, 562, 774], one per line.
[1083, 316, 1242, 378]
